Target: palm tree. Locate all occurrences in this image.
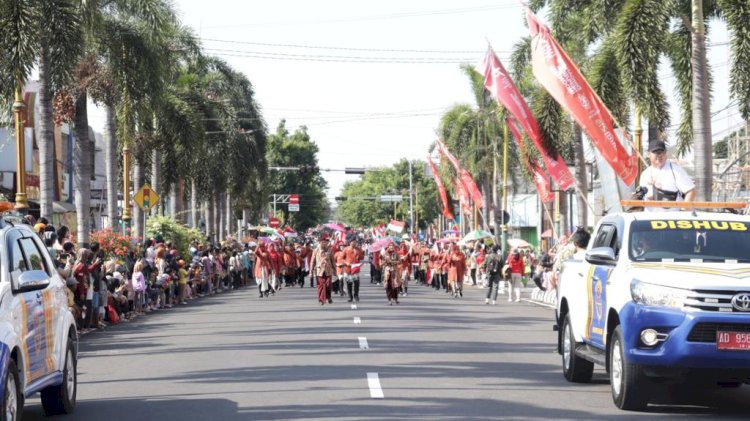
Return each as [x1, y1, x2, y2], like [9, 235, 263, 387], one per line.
[0, 1, 82, 217]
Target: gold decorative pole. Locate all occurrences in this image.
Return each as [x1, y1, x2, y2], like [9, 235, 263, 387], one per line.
[635, 109, 643, 176]
[13, 80, 29, 210]
[122, 145, 131, 223]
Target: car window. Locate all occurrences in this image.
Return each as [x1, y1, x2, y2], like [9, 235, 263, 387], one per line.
[592, 225, 615, 249]
[7, 231, 26, 284]
[19, 237, 48, 274]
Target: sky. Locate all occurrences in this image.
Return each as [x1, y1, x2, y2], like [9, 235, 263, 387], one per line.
[86, 0, 740, 200]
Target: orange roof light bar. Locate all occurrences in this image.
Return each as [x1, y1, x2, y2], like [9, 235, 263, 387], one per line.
[620, 200, 748, 209]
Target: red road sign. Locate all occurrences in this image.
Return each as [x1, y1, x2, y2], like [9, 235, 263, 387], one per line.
[269, 217, 280, 228]
[289, 194, 299, 205]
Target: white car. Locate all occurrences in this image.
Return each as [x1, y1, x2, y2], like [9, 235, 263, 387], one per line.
[556, 210, 750, 410]
[0, 214, 78, 419]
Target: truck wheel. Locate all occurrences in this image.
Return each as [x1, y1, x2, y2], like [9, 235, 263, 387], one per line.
[610, 326, 648, 410]
[41, 338, 76, 415]
[562, 314, 594, 382]
[2, 360, 21, 421]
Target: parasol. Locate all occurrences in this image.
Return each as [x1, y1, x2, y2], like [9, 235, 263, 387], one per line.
[507, 238, 532, 249]
[461, 230, 493, 243]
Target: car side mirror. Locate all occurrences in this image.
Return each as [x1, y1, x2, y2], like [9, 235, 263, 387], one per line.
[14, 270, 50, 294]
[585, 247, 617, 266]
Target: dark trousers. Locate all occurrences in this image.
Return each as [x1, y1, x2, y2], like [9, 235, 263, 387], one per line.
[347, 277, 360, 300]
[440, 274, 448, 291]
[486, 273, 501, 301]
[470, 268, 477, 285]
[385, 275, 399, 302]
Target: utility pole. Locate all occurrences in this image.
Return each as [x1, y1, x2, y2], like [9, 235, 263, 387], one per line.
[408, 160, 414, 234]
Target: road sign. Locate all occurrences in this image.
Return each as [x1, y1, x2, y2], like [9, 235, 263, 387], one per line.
[133, 184, 160, 211]
[288, 204, 300, 212]
[289, 194, 299, 205]
[269, 217, 280, 228]
[379, 195, 403, 202]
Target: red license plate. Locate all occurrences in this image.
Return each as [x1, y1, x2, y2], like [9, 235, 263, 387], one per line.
[717, 331, 750, 351]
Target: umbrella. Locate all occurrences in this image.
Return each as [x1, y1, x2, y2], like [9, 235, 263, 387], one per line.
[462, 230, 493, 243]
[443, 229, 460, 236]
[247, 241, 258, 247]
[323, 223, 346, 232]
[258, 236, 272, 243]
[369, 238, 393, 253]
[508, 238, 532, 249]
[437, 236, 460, 244]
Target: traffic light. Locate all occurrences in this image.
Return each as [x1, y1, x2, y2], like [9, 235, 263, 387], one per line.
[298, 165, 320, 175]
[335, 196, 347, 201]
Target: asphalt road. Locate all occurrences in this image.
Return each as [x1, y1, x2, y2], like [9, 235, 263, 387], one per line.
[22, 269, 750, 421]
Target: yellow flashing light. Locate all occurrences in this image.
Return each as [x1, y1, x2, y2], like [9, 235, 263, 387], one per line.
[620, 200, 747, 210]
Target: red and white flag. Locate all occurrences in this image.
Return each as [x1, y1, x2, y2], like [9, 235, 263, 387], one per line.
[481, 46, 574, 190]
[387, 219, 405, 233]
[436, 140, 484, 208]
[526, 7, 637, 186]
[455, 177, 472, 216]
[426, 157, 454, 220]
[507, 117, 553, 202]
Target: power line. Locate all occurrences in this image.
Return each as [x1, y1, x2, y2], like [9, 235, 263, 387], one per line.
[200, 37, 505, 55]
[202, 47, 492, 64]
[201, 3, 522, 29]
[204, 50, 479, 64]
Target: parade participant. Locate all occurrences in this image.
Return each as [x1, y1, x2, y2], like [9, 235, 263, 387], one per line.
[440, 245, 451, 292]
[303, 241, 315, 287]
[381, 242, 402, 305]
[506, 248, 525, 302]
[482, 245, 503, 304]
[267, 243, 283, 293]
[333, 243, 347, 296]
[429, 244, 441, 289]
[254, 243, 271, 297]
[344, 239, 364, 302]
[637, 139, 696, 209]
[410, 242, 421, 285]
[398, 242, 411, 296]
[282, 244, 298, 288]
[371, 244, 382, 285]
[310, 234, 335, 305]
[418, 243, 430, 286]
[448, 243, 466, 298]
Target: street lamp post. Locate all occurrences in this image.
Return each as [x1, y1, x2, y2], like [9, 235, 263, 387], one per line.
[408, 160, 414, 234]
[122, 145, 131, 226]
[13, 84, 28, 210]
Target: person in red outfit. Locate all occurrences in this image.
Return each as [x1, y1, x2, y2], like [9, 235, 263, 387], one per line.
[267, 243, 283, 294]
[506, 248, 525, 302]
[343, 239, 364, 302]
[448, 244, 466, 298]
[381, 243, 402, 305]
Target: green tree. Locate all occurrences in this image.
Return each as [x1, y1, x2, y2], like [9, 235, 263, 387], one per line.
[337, 159, 438, 230]
[265, 121, 329, 231]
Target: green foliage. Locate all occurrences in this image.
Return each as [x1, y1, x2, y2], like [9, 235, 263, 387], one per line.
[720, 0, 750, 119]
[337, 160, 438, 229]
[146, 215, 206, 258]
[265, 121, 329, 231]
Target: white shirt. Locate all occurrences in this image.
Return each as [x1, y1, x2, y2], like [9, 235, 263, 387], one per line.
[638, 162, 695, 212]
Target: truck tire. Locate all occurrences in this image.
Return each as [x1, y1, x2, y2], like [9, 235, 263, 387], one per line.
[41, 338, 76, 415]
[610, 326, 648, 410]
[562, 314, 594, 382]
[2, 360, 21, 421]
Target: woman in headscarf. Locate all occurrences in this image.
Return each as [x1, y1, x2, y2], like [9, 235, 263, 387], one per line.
[381, 242, 402, 305]
[267, 242, 283, 294]
[254, 242, 271, 297]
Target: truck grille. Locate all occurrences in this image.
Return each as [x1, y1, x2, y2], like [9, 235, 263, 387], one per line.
[687, 323, 750, 342]
[684, 290, 750, 312]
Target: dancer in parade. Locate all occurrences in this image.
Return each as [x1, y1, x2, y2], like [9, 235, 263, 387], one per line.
[381, 242, 402, 305]
[344, 239, 364, 302]
[310, 234, 336, 305]
[448, 243, 466, 298]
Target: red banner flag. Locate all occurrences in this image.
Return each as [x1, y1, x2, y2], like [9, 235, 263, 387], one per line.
[482, 47, 574, 190]
[455, 177, 472, 216]
[507, 117, 553, 203]
[426, 157, 454, 220]
[526, 8, 637, 186]
[436, 140, 484, 208]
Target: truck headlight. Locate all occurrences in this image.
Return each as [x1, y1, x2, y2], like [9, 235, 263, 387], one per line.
[630, 279, 688, 308]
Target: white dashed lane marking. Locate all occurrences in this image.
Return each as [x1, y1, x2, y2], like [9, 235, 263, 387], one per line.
[358, 337, 369, 350]
[351, 304, 357, 310]
[367, 372, 384, 398]
[353, 317, 361, 324]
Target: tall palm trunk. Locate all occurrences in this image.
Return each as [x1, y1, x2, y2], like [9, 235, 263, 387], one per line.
[572, 123, 588, 227]
[169, 182, 178, 220]
[691, 0, 713, 201]
[481, 177, 491, 231]
[133, 152, 145, 241]
[212, 193, 220, 241]
[217, 191, 225, 240]
[190, 179, 198, 229]
[104, 105, 118, 229]
[151, 149, 161, 215]
[38, 49, 55, 219]
[204, 197, 213, 240]
[225, 191, 232, 237]
[73, 92, 92, 246]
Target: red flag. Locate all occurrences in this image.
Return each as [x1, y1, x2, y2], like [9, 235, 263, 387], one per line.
[507, 117, 553, 203]
[426, 157, 454, 220]
[455, 177, 472, 216]
[436, 140, 484, 208]
[526, 8, 637, 186]
[482, 47, 574, 190]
